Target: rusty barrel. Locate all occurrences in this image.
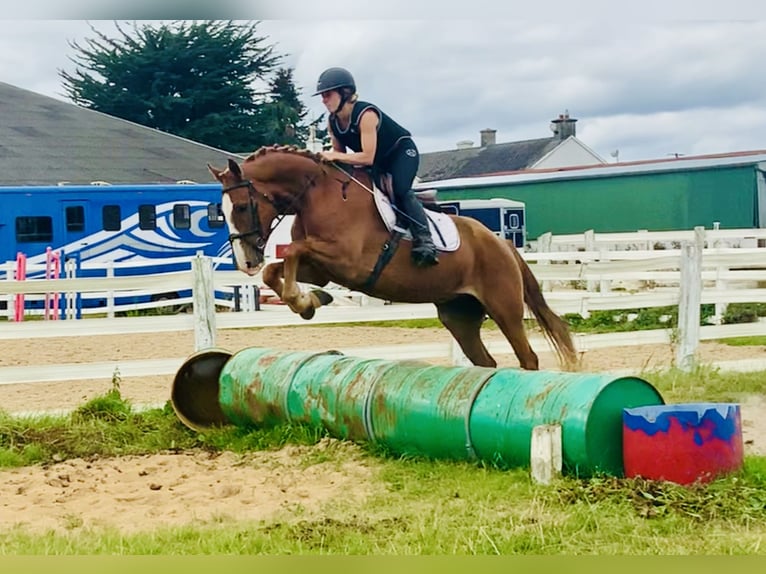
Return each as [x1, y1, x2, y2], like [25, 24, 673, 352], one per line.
[171, 346, 664, 476]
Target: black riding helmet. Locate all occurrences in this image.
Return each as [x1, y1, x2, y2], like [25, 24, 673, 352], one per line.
[313, 67, 356, 95]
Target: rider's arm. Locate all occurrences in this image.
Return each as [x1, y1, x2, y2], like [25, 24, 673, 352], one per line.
[325, 110, 379, 166]
[327, 118, 346, 153]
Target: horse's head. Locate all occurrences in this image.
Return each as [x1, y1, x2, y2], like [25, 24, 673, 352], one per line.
[208, 158, 270, 275]
[209, 146, 331, 275]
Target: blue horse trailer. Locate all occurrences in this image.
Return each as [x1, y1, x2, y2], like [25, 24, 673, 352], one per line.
[438, 198, 526, 249]
[0, 182, 234, 310]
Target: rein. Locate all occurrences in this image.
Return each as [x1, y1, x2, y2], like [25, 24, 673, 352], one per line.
[328, 162, 373, 198]
[221, 173, 316, 248]
[326, 162, 418, 229]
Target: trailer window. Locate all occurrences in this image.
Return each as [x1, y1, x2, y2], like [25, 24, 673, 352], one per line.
[173, 204, 191, 230]
[16, 216, 53, 243]
[66, 205, 85, 232]
[103, 205, 121, 231]
[207, 203, 225, 228]
[138, 204, 156, 230]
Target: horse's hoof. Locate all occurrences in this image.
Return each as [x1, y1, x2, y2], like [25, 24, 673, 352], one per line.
[311, 289, 334, 306]
[300, 307, 316, 320]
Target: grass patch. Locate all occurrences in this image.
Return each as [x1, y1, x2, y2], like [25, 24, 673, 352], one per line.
[0, 364, 765, 554]
[718, 336, 766, 347]
[0, 387, 327, 469]
[638, 365, 766, 403]
[0, 456, 764, 554]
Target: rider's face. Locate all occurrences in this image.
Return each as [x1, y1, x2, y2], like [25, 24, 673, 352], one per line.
[320, 90, 341, 112]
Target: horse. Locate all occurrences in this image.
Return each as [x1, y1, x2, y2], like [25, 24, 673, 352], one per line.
[207, 145, 577, 371]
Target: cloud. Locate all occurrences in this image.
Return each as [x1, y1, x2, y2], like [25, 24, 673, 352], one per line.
[2, 17, 766, 163]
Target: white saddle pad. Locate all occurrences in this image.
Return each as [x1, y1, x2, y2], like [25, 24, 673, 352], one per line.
[372, 188, 460, 252]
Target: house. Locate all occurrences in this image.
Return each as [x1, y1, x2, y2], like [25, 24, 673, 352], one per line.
[416, 112, 607, 183]
[0, 81, 244, 186]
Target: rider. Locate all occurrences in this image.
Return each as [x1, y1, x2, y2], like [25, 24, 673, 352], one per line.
[314, 67, 439, 267]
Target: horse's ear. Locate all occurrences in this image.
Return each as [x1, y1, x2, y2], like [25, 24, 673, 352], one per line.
[227, 158, 242, 179]
[207, 163, 223, 182]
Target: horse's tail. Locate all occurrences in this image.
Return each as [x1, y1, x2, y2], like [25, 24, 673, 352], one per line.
[507, 241, 579, 370]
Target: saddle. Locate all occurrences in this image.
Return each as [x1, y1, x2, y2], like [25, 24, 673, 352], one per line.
[375, 171, 442, 212]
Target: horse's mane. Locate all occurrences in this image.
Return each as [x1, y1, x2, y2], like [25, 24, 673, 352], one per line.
[243, 144, 325, 165]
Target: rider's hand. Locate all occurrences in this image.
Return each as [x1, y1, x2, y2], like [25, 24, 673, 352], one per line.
[320, 150, 341, 162]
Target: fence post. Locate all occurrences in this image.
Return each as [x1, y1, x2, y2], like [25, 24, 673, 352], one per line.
[5, 260, 16, 321]
[13, 252, 26, 322]
[449, 339, 472, 366]
[105, 261, 115, 319]
[677, 227, 704, 371]
[64, 257, 78, 320]
[637, 229, 651, 251]
[584, 230, 597, 292]
[44, 247, 61, 321]
[192, 253, 216, 351]
[538, 232, 552, 291]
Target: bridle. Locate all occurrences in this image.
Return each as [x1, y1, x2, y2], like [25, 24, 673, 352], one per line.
[220, 180, 270, 250]
[220, 174, 320, 250]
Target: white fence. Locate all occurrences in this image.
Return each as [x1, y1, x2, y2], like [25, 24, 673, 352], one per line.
[3, 227, 766, 386]
[2, 254, 373, 320]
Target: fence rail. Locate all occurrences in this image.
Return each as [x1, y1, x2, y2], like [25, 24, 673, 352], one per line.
[4, 227, 766, 385]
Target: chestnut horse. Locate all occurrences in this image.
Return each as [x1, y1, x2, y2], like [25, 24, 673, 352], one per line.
[208, 145, 576, 370]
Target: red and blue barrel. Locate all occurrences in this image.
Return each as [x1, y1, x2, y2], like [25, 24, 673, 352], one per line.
[622, 403, 744, 484]
[171, 346, 665, 477]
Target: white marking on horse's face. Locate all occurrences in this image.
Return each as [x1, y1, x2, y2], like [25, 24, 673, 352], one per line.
[222, 192, 263, 276]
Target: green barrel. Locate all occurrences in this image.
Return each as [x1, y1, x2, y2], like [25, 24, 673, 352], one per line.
[219, 347, 341, 428]
[470, 371, 665, 476]
[170, 347, 233, 430]
[365, 362, 497, 460]
[283, 355, 400, 441]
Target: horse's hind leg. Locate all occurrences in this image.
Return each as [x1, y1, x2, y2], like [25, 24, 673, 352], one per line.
[436, 295, 496, 368]
[482, 284, 539, 370]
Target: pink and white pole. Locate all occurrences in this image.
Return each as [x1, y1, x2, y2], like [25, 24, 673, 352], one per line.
[13, 252, 26, 322]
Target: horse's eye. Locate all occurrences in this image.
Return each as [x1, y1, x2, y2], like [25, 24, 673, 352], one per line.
[235, 204, 249, 214]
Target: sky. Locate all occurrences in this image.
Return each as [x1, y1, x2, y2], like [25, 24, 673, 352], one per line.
[1, 3, 765, 164]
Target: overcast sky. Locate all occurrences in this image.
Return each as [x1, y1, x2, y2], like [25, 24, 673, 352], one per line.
[1, 9, 765, 163]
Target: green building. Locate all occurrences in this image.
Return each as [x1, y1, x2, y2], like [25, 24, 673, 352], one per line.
[419, 151, 766, 242]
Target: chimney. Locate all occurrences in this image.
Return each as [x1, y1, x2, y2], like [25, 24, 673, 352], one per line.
[480, 128, 497, 147]
[456, 140, 474, 150]
[550, 111, 577, 140]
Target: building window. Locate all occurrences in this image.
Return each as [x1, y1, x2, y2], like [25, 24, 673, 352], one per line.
[16, 216, 53, 243]
[173, 204, 191, 230]
[65, 205, 85, 232]
[138, 204, 157, 230]
[207, 203, 225, 228]
[103, 205, 121, 231]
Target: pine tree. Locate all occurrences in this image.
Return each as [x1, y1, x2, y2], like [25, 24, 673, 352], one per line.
[59, 20, 310, 152]
[258, 67, 310, 147]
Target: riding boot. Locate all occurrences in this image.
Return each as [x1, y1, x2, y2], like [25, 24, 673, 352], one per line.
[400, 193, 439, 267]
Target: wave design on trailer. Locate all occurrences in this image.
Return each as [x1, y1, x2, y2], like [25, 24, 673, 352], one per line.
[5, 201, 233, 280]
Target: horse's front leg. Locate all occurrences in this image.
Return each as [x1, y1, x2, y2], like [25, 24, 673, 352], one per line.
[262, 241, 333, 320]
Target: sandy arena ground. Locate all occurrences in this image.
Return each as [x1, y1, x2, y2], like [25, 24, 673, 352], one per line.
[0, 324, 764, 534]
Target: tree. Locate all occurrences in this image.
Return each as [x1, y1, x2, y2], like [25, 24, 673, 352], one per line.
[58, 20, 309, 152]
[258, 67, 310, 147]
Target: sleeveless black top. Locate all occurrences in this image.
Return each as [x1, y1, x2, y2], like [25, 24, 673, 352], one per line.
[329, 100, 412, 167]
